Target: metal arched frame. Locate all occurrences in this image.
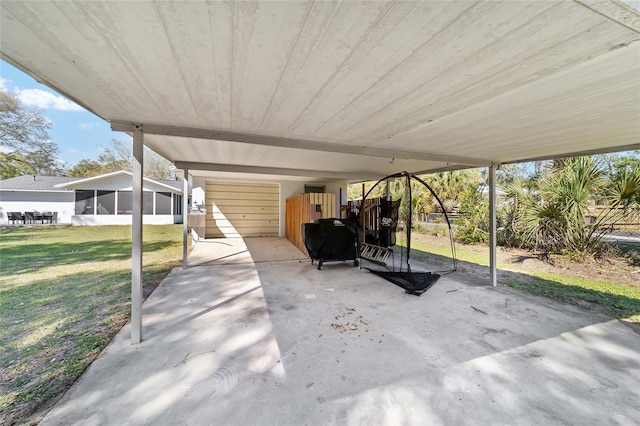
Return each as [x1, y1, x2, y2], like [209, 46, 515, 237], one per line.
[359, 171, 457, 272]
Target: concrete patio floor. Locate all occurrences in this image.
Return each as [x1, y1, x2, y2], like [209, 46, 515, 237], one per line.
[42, 238, 640, 425]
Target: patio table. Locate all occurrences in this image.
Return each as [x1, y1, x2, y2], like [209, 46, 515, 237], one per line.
[24, 212, 45, 224]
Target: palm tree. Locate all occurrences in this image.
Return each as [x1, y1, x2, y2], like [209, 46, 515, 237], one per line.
[506, 156, 640, 255]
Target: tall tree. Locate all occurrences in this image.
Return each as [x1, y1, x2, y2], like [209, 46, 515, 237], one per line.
[67, 159, 108, 177]
[420, 169, 483, 213]
[23, 149, 66, 176]
[97, 138, 174, 180]
[0, 152, 33, 179]
[0, 90, 61, 178]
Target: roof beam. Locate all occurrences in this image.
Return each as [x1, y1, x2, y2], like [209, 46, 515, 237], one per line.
[173, 161, 382, 181]
[111, 121, 491, 167]
[502, 143, 640, 165]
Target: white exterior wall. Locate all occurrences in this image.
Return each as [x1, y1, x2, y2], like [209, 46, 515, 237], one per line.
[66, 173, 183, 226]
[191, 176, 206, 209]
[0, 191, 75, 225]
[71, 214, 181, 226]
[0, 172, 183, 226]
[0, 176, 347, 229]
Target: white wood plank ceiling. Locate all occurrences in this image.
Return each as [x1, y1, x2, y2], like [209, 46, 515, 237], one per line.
[2, 0, 639, 180]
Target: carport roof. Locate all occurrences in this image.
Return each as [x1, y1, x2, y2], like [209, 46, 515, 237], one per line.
[1, 0, 639, 180]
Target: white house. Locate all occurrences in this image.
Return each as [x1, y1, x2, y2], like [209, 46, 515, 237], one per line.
[0, 171, 185, 226]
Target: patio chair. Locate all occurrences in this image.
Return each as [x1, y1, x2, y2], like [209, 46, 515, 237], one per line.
[24, 211, 36, 224]
[43, 212, 53, 223]
[51, 212, 58, 224]
[8, 212, 23, 224]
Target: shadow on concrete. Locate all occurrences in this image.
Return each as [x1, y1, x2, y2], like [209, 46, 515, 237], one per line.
[411, 248, 640, 325]
[40, 239, 640, 425]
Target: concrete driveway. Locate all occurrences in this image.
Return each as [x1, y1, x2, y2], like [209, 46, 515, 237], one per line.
[42, 238, 640, 425]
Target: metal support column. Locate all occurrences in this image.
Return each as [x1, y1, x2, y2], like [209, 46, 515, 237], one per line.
[182, 168, 189, 269]
[489, 164, 497, 287]
[131, 125, 144, 344]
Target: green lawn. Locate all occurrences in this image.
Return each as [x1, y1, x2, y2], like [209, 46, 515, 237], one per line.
[0, 225, 184, 425]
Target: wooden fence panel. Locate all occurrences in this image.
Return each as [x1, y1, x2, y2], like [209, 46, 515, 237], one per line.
[286, 193, 336, 254]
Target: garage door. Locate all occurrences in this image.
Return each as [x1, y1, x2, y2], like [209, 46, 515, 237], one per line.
[205, 181, 279, 238]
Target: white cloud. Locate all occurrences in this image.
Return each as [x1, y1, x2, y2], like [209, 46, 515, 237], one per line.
[17, 88, 84, 111]
[0, 77, 9, 92]
[80, 122, 100, 130]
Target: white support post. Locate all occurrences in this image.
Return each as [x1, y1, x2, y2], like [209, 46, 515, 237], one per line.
[489, 164, 497, 287]
[131, 125, 144, 344]
[182, 168, 189, 270]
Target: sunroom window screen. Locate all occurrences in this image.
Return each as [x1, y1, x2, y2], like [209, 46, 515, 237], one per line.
[117, 191, 156, 214]
[143, 192, 153, 215]
[156, 192, 172, 215]
[173, 195, 183, 215]
[117, 191, 132, 214]
[97, 191, 115, 215]
[75, 190, 94, 215]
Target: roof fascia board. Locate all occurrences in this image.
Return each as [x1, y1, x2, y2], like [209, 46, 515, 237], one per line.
[111, 121, 490, 167]
[140, 176, 183, 193]
[55, 170, 182, 193]
[0, 189, 72, 193]
[55, 170, 128, 188]
[502, 143, 640, 166]
[173, 161, 381, 181]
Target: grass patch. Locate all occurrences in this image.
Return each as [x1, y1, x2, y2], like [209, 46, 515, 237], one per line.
[0, 225, 184, 425]
[396, 235, 489, 266]
[402, 234, 640, 324]
[504, 271, 640, 323]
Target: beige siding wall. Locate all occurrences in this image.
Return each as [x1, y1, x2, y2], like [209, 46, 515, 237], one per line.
[205, 181, 279, 238]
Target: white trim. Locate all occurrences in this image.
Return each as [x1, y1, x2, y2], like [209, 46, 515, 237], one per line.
[113, 121, 491, 167]
[489, 164, 497, 287]
[174, 161, 376, 181]
[182, 168, 189, 270]
[0, 189, 72, 193]
[131, 126, 143, 344]
[55, 170, 183, 194]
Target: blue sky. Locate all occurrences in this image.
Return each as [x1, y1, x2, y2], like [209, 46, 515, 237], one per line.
[1, 60, 131, 167]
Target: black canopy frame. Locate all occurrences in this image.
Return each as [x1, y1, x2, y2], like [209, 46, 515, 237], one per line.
[358, 171, 458, 294]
